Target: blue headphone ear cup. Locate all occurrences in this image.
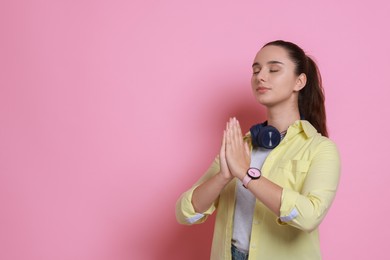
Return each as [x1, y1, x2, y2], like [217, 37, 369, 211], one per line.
[250, 123, 281, 149]
[258, 126, 281, 149]
[250, 124, 263, 147]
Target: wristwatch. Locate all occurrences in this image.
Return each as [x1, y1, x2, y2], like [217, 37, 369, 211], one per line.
[242, 168, 262, 188]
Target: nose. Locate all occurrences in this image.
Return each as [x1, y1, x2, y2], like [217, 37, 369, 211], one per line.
[256, 69, 267, 83]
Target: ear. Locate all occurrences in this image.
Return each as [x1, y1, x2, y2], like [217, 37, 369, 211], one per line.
[293, 73, 307, 92]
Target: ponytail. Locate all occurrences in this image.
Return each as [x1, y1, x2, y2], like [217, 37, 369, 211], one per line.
[263, 40, 328, 137]
[299, 56, 328, 137]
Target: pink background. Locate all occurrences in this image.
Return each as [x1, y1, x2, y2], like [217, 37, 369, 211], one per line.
[1, 1, 389, 259]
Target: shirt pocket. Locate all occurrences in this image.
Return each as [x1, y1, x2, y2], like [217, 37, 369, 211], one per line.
[278, 159, 310, 191]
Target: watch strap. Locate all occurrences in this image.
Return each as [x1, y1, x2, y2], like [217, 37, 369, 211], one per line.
[242, 175, 252, 189]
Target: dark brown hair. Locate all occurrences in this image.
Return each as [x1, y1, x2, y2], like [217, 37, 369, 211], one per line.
[263, 40, 328, 137]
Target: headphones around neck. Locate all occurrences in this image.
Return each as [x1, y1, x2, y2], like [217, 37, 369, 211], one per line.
[250, 116, 304, 149]
[250, 122, 282, 149]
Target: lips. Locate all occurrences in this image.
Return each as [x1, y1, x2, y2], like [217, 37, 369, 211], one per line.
[256, 86, 270, 93]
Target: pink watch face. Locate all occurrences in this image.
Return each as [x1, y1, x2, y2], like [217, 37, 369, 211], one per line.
[248, 168, 261, 178]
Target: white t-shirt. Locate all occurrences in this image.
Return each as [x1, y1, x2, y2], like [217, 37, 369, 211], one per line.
[232, 147, 272, 252]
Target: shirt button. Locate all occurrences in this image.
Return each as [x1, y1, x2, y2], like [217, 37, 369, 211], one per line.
[254, 220, 260, 225]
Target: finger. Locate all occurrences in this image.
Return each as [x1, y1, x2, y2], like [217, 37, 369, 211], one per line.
[236, 118, 243, 139]
[219, 133, 224, 160]
[229, 117, 234, 130]
[232, 118, 242, 145]
[221, 130, 226, 152]
[227, 118, 233, 144]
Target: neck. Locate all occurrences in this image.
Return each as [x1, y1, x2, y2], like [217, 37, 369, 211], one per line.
[266, 105, 300, 133]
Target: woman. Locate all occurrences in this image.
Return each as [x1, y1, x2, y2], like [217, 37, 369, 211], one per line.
[176, 40, 340, 260]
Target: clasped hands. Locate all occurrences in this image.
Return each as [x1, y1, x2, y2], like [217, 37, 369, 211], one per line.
[219, 117, 251, 182]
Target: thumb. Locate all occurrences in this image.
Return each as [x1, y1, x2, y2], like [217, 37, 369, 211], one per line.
[244, 141, 250, 156]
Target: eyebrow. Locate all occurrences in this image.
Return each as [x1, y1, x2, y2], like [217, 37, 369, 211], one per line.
[252, 61, 285, 67]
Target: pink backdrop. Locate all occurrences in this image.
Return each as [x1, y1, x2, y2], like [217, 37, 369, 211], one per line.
[1, 1, 389, 259]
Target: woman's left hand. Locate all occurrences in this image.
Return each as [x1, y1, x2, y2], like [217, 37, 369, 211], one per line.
[225, 117, 251, 180]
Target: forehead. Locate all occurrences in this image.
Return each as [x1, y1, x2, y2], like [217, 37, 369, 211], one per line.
[253, 45, 293, 66]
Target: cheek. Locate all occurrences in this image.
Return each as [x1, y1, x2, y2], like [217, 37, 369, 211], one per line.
[273, 74, 295, 88]
[251, 77, 257, 87]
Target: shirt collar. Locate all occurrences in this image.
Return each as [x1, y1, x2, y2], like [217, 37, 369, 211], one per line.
[287, 120, 318, 138]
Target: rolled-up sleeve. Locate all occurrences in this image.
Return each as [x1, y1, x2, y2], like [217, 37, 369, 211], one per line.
[176, 157, 220, 225]
[278, 140, 341, 232]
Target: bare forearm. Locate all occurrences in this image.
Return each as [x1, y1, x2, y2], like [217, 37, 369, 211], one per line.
[192, 173, 232, 213]
[246, 176, 283, 216]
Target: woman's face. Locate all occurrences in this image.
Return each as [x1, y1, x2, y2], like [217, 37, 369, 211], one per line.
[251, 45, 305, 108]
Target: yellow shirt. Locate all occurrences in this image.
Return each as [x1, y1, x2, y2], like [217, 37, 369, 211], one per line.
[176, 120, 341, 260]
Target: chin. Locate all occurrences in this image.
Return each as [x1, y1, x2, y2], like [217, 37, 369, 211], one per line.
[255, 96, 273, 107]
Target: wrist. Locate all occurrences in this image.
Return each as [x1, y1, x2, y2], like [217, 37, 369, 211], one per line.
[235, 167, 247, 181]
[242, 168, 262, 188]
[217, 171, 233, 185]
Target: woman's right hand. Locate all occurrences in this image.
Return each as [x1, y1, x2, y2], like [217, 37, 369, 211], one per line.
[190, 125, 233, 213]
